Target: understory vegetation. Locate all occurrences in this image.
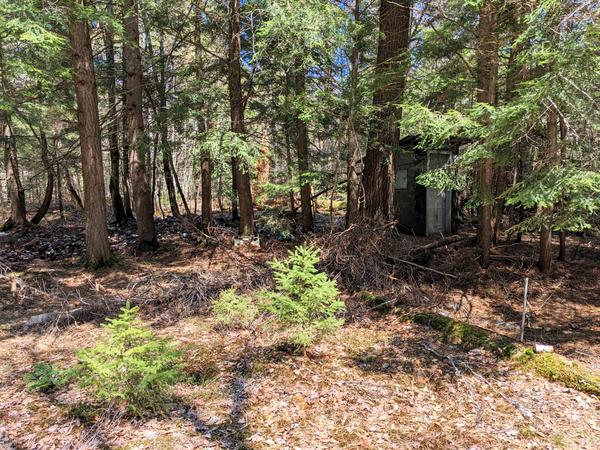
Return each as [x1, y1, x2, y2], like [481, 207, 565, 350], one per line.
[1, 0, 599, 447]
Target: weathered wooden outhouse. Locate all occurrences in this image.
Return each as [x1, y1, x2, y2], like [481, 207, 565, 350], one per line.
[394, 135, 466, 236]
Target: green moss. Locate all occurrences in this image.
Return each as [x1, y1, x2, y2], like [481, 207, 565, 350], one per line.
[410, 312, 515, 356]
[357, 290, 393, 312]
[515, 349, 600, 397]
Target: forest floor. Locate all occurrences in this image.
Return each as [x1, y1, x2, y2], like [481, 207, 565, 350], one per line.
[0, 210, 598, 449]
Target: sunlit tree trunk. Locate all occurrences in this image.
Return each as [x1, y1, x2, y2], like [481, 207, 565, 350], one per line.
[0, 43, 27, 230]
[2, 120, 27, 230]
[68, 3, 111, 267]
[475, 0, 499, 268]
[362, 0, 411, 223]
[194, 5, 212, 232]
[121, 72, 134, 219]
[103, 0, 127, 225]
[346, 0, 362, 228]
[228, 0, 254, 237]
[123, 0, 158, 250]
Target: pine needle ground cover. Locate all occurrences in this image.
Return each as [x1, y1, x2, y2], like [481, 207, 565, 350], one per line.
[1, 230, 598, 449]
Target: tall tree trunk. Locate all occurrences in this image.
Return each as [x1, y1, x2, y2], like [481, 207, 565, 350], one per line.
[538, 104, 558, 272]
[154, 30, 180, 218]
[346, 0, 362, 228]
[362, 0, 411, 223]
[231, 157, 239, 220]
[284, 120, 295, 212]
[69, 3, 112, 267]
[475, 0, 499, 268]
[293, 66, 313, 232]
[194, 6, 212, 231]
[0, 44, 27, 230]
[228, 0, 254, 237]
[1, 119, 27, 230]
[31, 130, 54, 224]
[200, 122, 212, 231]
[123, 0, 157, 250]
[121, 77, 134, 219]
[103, 0, 127, 225]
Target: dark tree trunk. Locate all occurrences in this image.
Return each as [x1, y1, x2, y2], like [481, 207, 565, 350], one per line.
[293, 66, 313, 232]
[2, 119, 28, 230]
[194, 8, 212, 232]
[228, 0, 254, 237]
[103, 0, 126, 225]
[123, 0, 157, 250]
[282, 123, 295, 214]
[154, 31, 180, 218]
[362, 0, 411, 223]
[558, 231, 566, 261]
[30, 130, 54, 224]
[201, 148, 212, 231]
[346, 0, 362, 228]
[69, 3, 112, 267]
[539, 105, 558, 273]
[475, 0, 499, 268]
[0, 43, 27, 230]
[231, 157, 239, 220]
[121, 79, 134, 219]
[55, 158, 65, 219]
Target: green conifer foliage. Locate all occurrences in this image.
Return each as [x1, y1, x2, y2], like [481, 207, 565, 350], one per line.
[262, 244, 345, 346]
[76, 304, 184, 415]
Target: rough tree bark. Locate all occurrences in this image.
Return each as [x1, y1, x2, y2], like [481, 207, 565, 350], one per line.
[475, 0, 499, 268]
[0, 43, 27, 230]
[30, 130, 54, 224]
[538, 104, 558, 272]
[194, 5, 212, 232]
[102, 0, 127, 225]
[123, 0, 158, 250]
[1, 118, 27, 230]
[228, 0, 254, 237]
[362, 0, 411, 223]
[293, 65, 313, 232]
[68, 3, 112, 266]
[121, 74, 134, 219]
[345, 0, 362, 228]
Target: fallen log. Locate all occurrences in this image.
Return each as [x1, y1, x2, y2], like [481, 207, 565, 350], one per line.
[409, 234, 467, 255]
[386, 254, 459, 279]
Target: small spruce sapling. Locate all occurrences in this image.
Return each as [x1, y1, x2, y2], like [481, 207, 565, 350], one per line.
[262, 244, 345, 346]
[76, 303, 184, 415]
